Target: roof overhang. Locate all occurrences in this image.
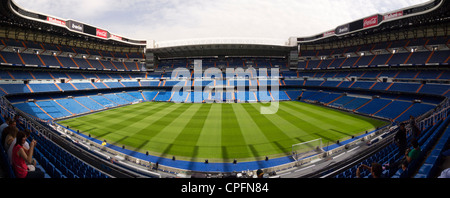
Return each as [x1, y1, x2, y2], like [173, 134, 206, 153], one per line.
[148, 43, 296, 59]
[2, 0, 147, 47]
[296, 0, 448, 45]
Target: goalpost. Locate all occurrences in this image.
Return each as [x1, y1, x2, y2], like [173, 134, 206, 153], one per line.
[291, 138, 324, 161]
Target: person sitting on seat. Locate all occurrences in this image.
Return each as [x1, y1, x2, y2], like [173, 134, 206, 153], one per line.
[12, 131, 44, 178]
[405, 138, 421, 164]
[356, 162, 383, 178]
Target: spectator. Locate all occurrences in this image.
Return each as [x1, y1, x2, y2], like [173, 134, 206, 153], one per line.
[394, 123, 407, 158]
[13, 115, 22, 126]
[405, 138, 421, 164]
[399, 160, 409, 178]
[8, 129, 32, 165]
[409, 116, 421, 138]
[3, 126, 18, 151]
[22, 129, 32, 150]
[256, 169, 264, 178]
[0, 118, 15, 144]
[438, 168, 450, 178]
[356, 162, 383, 178]
[0, 118, 11, 134]
[12, 131, 44, 178]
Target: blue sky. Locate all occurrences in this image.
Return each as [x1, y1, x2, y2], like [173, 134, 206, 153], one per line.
[14, 0, 430, 45]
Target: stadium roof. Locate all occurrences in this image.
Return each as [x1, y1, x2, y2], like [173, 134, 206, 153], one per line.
[1, 0, 447, 59]
[147, 37, 297, 59]
[148, 43, 296, 59]
[0, 0, 147, 47]
[148, 0, 449, 59]
[296, 0, 449, 45]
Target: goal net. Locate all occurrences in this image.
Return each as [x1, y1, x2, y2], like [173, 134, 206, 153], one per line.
[291, 138, 324, 161]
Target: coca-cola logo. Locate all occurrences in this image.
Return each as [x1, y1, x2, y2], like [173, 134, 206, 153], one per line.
[96, 29, 108, 38]
[363, 15, 379, 28]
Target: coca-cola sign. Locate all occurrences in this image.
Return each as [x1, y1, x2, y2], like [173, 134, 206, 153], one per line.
[363, 15, 379, 28]
[96, 29, 108, 38]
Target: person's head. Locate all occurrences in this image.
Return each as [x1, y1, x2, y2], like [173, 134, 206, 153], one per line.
[371, 163, 382, 178]
[15, 131, 26, 146]
[401, 161, 408, 171]
[8, 120, 16, 128]
[256, 169, 264, 178]
[23, 129, 31, 138]
[3, 126, 18, 138]
[4, 117, 12, 124]
[399, 123, 406, 131]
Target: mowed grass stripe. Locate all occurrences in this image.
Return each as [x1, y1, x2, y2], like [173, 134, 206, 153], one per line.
[167, 104, 212, 158]
[128, 103, 187, 137]
[196, 103, 222, 159]
[285, 102, 360, 130]
[105, 103, 188, 149]
[150, 103, 201, 142]
[254, 102, 323, 142]
[58, 101, 388, 161]
[91, 102, 170, 134]
[282, 101, 386, 141]
[59, 102, 169, 135]
[282, 102, 352, 142]
[249, 103, 311, 139]
[240, 103, 296, 154]
[118, 103, 194, 156]
[285, 101, 376, 131]
[221, 103, 251, 159]
[276, 103, 336, 142]
[232, 103, 281, 158]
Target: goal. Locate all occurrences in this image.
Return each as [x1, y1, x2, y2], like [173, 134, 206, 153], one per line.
[291, 138, 324, 161]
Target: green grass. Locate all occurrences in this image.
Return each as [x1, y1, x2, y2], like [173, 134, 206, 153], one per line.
[58, 101, 388, 162]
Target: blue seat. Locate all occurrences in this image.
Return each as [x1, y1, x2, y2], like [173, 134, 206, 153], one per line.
[53, 165, 63, 178]
[417, 164, 433, 177]
[414, 174, 427, 178]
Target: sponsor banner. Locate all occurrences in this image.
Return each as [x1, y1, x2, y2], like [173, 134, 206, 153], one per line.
[335, 24, 350, 35]
[67, 20, 84, 32]
[363, 15, 379, 28]
[47, 16, 66, 26]
[323, 30, 335, 37]
[110, 34, 123, 41]
[383, 11, 403, 20]
[96, 28, 108, 39]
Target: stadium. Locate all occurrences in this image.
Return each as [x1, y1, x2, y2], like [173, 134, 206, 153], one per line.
[0, 0, 449, 180]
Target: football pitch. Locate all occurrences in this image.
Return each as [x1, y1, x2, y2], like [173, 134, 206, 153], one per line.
[58, 101, 388, 162]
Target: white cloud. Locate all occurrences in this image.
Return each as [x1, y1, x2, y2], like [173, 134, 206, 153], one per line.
[13, 0, 430, 44]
